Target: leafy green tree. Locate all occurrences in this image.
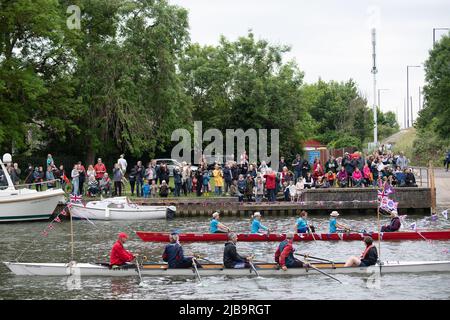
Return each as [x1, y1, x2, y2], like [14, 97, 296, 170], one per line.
[180, 32, 312, 160]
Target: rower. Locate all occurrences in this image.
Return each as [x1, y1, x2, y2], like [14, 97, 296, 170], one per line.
[251, 212, 270, 234]
[109, 232, 136, 268]
[210, 211, 231, 233]
[295, 210, 315, 234]
[162, 232, 201, 269]
[275, 232, 308, 270]
[344, 236, 378, 267]
[329, 211, 350, 233]
[381, 210, 401, 232]
[223, 233, 251, 269]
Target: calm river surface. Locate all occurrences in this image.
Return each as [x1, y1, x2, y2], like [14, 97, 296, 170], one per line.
[1, 209, 449, 300]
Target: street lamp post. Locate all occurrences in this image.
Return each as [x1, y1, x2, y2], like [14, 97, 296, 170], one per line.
[377, 88, 389, 111]
[433, 28, 450, 45]
[407, 65, 420, 127]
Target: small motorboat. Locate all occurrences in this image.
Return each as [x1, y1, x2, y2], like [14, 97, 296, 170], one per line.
[0, 153, 65, 222]
[69, 197, 176, 220]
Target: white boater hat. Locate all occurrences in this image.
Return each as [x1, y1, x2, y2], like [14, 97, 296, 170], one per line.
[253, 212, 261, 217]
[212, 212, 220, 218]
[330, 211, 340, 217]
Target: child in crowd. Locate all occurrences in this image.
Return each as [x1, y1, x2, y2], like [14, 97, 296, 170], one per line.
[288, 180, 297, 203]
[150, 180, 158, 198]
[295, 177, 305, 202]
[237, 174, 246, 202]
[143, 180, 150, 198]
[202, 171, 210, 196]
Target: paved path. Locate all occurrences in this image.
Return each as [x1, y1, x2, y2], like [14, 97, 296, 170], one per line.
[435, 168, 450, 207]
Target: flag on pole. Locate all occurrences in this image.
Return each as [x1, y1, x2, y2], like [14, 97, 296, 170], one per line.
[442, 210, 448, 220]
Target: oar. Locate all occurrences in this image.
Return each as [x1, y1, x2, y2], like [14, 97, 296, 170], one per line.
[194, 255, 217, 264]
[248, 260, 260, 277]
[135, 256, 143, 284]
[295, 253, 335, 265]
[192, 257, 202, 282]
[302, 257, 342, 284]
[308, 226, 317, 242]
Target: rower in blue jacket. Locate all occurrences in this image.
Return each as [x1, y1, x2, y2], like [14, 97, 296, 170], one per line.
[251, 212, 270, 234]
[162, 232, 202, 269]
[210, 211, 231, 233]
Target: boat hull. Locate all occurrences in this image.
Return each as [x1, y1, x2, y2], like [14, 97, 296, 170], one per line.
[70, 204, 167, 220]
[4, 261, 450, 277]
[0, 189, 65, 222]
[136, 230, 450, 242]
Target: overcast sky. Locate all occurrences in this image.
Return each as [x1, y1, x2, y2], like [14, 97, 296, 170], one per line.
[170, 0, 450, 129]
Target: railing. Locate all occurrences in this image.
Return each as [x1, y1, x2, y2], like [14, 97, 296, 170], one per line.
[0, 179, 63, 191]
[410, 166, 429, 188]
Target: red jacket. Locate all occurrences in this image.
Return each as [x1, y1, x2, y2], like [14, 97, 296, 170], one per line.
[264, 173, 276, 190]
[110, 240, 134, 266]
[275, 240, 294, 267]
[94, 163, 107, 179]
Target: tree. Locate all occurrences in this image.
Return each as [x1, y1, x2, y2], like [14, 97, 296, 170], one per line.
[180, 32, 313, 160]
[0, 0, 77, 152]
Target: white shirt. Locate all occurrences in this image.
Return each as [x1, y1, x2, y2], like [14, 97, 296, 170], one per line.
[118, 158, 127, 171]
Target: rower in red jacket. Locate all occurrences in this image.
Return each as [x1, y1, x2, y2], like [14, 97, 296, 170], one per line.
[275, 232, 307, 270]
[110, 232, 136, 267]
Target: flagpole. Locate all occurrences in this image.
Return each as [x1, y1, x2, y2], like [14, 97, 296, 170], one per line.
[377, 183, 386, 259]
[70, 206, 74, 262]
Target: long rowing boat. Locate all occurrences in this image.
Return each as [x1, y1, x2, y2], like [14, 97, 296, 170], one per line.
[4, 260, 450, 277]
[135, 230, 450, 242]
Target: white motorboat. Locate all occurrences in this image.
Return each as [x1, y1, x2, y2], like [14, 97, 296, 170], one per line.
[3, 260, 450, 277]
[69, 197, 176, 220]
[0, 154, 65, 222]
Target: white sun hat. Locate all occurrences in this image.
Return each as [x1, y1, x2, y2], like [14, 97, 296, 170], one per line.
[330, 211, 340, 217]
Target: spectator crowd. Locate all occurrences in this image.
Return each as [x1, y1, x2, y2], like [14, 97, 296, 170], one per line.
[0, 145, 419, 202]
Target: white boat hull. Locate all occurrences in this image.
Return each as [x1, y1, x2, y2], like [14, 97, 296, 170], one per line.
[0, 189, 65, 222]
[4, 261, 450, 277]
[69, 200, 168, 221]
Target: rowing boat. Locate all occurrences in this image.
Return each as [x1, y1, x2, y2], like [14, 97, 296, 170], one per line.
[135, 230, 450, 242]
[4, 260, 450, 277]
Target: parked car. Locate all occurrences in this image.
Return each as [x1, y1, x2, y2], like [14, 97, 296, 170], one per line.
[154, 159, 198, 176]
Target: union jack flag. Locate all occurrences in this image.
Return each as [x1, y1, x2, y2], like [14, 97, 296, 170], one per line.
[377, 185, 394, 202]
[70, 194, 83, 203]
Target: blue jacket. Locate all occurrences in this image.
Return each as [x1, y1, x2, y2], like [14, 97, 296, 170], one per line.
[162, 243, 190, 268]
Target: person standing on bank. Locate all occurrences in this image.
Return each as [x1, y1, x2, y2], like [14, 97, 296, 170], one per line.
[113, 163, 123, 196]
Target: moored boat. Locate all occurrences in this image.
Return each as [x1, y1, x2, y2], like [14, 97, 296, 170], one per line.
[135, 230, 450, 242]
[0, 154, 65, 222]
[69, 197, 176, 220]
[4, 260, 450, 277]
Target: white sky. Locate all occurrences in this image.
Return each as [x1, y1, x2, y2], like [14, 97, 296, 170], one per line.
[170, 0, 450, 129]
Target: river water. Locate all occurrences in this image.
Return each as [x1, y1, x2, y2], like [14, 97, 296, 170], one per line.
[1, 210, 449, 300]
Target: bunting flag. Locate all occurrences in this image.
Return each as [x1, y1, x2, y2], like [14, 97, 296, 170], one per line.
[377, 185, 394, 202]
[410, 222, 417, 231]
[60, 209, 68, 216]
[66, 203, 73, 209]
[54, 216, 61, 223]
[442, 210, 448, 220]
[41, 231, 48, 237]
[430, 213, 438, 222]
[47, 224, 54, 230]
[380, 197, 398, 212]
